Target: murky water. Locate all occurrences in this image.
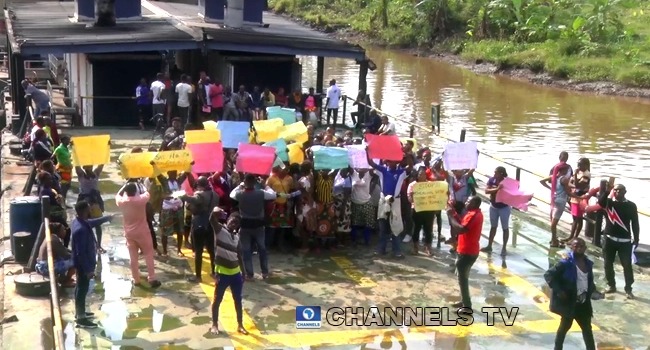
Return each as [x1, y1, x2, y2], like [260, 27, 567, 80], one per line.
[300, 48, 650, 216]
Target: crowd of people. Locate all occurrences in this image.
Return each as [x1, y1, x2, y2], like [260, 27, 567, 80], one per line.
[23, 73, 641, 349]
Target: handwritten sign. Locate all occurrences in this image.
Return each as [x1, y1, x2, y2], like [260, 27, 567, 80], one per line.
[443, 141, 478, 171]
[287, 143, 304, 165]
[203, 120, 218, 130]
[71, 135, 111, 166]
[365, 134, 403, 161]
[187, 142, 224, 173]
[495, 177, 533, 211]
[152, 150, 192, 174]
[118, 152, 156, 179]
[311, 146, 349, 170]
[263, 138, 289, 162]
[236, 143, 276, 175]
[278, 121, 309, 144]
[412, 181, 448, 212]
[346, 144, 371, 169]
[253, 119, 284, 143]
[185, 129, 221, 144]
[268, 107, 299, 125]
[217, 121, 251, 148]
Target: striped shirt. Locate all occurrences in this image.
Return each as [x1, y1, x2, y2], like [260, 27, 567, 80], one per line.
[214, 227, 242, 275]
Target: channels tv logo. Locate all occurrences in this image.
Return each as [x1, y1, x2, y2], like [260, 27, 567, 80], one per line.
[295, 306, 322, 329]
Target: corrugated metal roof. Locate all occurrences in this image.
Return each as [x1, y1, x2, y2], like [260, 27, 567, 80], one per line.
[7, 2, 198, 54]
[6, 1, 365, 59]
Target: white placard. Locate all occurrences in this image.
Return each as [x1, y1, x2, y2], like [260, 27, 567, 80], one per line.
[443, 141, 479, 170]
[346, 145, 371, 169]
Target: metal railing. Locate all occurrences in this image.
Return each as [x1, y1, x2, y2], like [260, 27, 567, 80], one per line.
[40, 198, 65, 350]
[336, 95, 650, 248]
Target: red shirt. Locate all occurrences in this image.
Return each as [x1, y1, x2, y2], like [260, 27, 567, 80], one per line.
[456, 209, 483, 255]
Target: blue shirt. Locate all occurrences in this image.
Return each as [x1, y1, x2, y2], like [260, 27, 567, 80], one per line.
[71, 216, 111, 275]
[136, 85, 151, 105]
[376, 165, 406, 197]
[25, 85, 50, 107]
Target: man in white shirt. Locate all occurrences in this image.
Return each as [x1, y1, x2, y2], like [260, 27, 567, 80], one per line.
[150, 73, 167, 124]
[377, 115, 396, 135]
[175, 74, 193, 125]
[326, 79, 341, 127]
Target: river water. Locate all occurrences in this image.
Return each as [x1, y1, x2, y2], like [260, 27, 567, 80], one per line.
[300, 48, 650, 221]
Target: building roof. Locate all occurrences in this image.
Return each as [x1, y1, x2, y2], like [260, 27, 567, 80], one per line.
[6, 1, 366, 60]
[152, 2, 365, 59]
[6, 2, 199, 55]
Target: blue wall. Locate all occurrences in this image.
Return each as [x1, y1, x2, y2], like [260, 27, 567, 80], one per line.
[244, 0, 263, 23]
[199, 0, 225, 21]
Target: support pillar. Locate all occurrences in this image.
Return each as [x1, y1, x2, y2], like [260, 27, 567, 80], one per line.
[199, 0, 225, 22]
[316, 56, 324, 94]
[12, 52, 26, 121]
[358, 59, 368, 95]
[243, 0, 264, 24]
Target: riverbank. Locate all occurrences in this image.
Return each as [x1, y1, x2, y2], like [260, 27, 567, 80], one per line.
[270, 0, 650, 98]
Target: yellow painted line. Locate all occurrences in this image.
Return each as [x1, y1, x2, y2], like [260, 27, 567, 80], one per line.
[330, 256, 378, 287]
[485, 260, 599, 331]
[182, 248, 266, 349]
[180, 248, 596, 348]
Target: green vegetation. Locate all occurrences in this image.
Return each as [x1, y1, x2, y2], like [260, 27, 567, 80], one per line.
[270, 0, 650, 87]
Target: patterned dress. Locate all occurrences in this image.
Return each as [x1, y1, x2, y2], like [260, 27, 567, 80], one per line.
[314, 175, 336, 239]
[267, 174, 295, 228]
[334, 175, 352, 233]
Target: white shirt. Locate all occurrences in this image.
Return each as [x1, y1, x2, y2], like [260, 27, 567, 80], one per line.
[378, 122, 396, 135]
[326, 84, 341, 109]
[175, 83, 192, 108]
[351, 170, 372, 204]
[576, 265, 589, 296]
[150, 80, 166, 105]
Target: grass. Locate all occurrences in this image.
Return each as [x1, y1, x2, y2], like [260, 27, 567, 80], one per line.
[270, 0, 650, 88]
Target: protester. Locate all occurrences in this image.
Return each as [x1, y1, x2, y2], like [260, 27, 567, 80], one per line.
[544, 238, 598, 350]
[481, 166, 512, 256]
[75, 164, 106, 253]
[116, 182, 161, 288]
[447, 196, 483, 310]
[180, 176, 219, 283]
[599, 184, 639, 299]
[230, 174, 278, 280]
[541, 163, 573, 248]
[209, 208, 248, 336]
[71, 200, 113, 329]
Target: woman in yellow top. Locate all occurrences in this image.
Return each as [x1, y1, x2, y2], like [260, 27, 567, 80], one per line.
[266, 164, 295, 252]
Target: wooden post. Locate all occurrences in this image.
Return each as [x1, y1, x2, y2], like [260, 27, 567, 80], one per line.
[358, 60, 369, 97]
[409, 125, 414, 138]
[431, 102, 440, 134]
[460, 129, 466, 142]
[316, 57, 324, 94]
[516, 168, 521, 181]
[341, 96, 347, 126]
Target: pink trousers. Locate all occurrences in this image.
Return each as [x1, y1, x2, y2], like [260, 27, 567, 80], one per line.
[126, 231, 156, 283]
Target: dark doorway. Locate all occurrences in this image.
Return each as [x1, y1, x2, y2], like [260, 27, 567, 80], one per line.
[232, 61, 292, 94]
[91, 55, 163, 126]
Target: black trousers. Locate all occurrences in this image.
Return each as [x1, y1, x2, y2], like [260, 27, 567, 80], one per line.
[192, 227, 215, 278]
[603, 238, 634, 292]
[75, 272, 90, 320]
[554, 302, 596, 350]
[412, 210, 434, 245]
[327, 108, 339, 125]
[455, 254, 478, 308]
